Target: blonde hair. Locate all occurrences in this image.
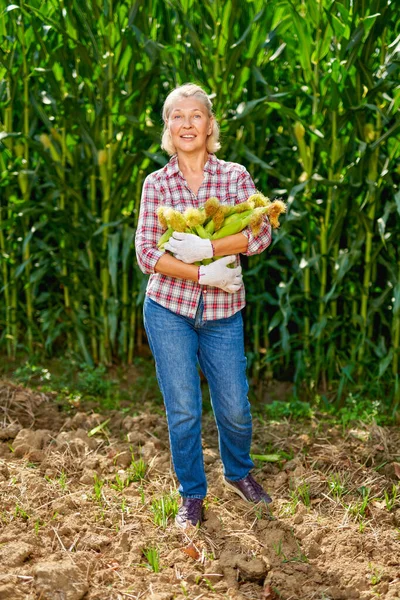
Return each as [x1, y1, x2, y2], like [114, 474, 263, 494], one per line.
[161, 83, 221, 155]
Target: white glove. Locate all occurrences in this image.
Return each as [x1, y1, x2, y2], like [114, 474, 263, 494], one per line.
[164, 231, 213, 263]
[198, 255, 243, 294]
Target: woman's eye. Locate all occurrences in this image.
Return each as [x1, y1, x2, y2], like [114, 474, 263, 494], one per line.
[173, 115, 181, 119]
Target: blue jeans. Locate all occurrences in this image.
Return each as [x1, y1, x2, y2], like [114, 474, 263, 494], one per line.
[143, 295, 254, 498]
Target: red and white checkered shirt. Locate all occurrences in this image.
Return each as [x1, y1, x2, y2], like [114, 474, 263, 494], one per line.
[135, 153, 272, 321]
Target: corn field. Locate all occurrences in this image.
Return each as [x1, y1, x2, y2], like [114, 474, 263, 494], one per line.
[0, 0, 399, 406]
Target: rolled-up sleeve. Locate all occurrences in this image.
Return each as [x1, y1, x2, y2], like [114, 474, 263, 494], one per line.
[236, 168, 272, 256]
[135, 174, 165, 275]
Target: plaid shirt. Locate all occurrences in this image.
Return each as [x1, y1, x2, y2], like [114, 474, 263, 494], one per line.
[135, 153, 272, 321]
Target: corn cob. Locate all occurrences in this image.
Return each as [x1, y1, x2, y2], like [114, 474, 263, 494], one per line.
[157, 227, 173, 249]
[156, 196, 286, 250]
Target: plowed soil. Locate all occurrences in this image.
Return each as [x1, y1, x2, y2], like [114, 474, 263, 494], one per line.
[1, 378, 400, 600]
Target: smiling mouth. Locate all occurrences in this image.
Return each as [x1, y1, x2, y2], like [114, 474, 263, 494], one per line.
[180, 135, 196, 139]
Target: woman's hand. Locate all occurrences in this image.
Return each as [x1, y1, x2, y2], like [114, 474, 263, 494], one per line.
[198, 256, 243, 294]
[164, 232, 213, 263]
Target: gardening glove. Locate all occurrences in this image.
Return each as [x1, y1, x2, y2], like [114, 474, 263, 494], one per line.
[198, 255, 243, 294]
[164, 231, 213, 263]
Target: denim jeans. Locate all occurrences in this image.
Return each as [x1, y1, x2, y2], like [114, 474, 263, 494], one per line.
[143, 294, 254, 498]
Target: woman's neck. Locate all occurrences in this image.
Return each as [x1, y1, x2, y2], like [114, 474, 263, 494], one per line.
[176, 150, 209, 175]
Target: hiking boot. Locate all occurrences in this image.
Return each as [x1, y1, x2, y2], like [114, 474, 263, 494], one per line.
[224, 473, 272, 504]
[175, 497, 204, 529]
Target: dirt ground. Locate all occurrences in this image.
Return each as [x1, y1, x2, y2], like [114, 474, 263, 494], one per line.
[0, 379, 400, 600]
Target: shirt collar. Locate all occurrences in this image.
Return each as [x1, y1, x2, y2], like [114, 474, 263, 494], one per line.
[166, 153, 218, 178]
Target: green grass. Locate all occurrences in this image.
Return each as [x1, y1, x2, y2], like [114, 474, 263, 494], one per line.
[142, 546, 161, 573]
[151, 493, 179, 529]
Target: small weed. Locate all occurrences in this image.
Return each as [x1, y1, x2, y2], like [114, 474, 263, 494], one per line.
[348, 487, 371, 521]
[138, 485, 146, 505]
[369, 563, 383, 585]
[328, 473, 348, 499]
[26, 461, 38, 469]
[93, 474, 105, 504]
[14, 362, 51, 385]
[14, 503, 29, 521]
[384, 484, 399, 512]
[110, 456, 147, 493]
[110, 473, 127, 492]
[282, 541, 308, 564]
[120, 498, 128, 513]
[127, 451, 147, 482]
[296, 482, 311, 507]
[262, 399, 313, 421]
[34, 519, 43, 535]
[273, 538, 283, 557]
[151, 493, 179, 528]
[58, 470, 68, 491]
[358, 520, 367, 533]
[143, 546, 160, 573]
[254, 505, 263, 520]
[203, 578, 217, 592]
[280, 491, 299, 516]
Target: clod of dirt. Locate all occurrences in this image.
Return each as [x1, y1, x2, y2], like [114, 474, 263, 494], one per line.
[64, 412, 103, 430]
[236, 555, 268, 582]
[55, 429, 98, 454]
[33, 558, 89, 600]
[79, 468, 98, 484]
[0, 460, 10, 480]
[203, 509, 223, 533]
[0, 541, 34, 566]
[13, 428, 51, 457]
[0, 582, 25, 600]
[80, 533, 111, 551]
[0, 424, 20, 440]
[113, 449, 132, 467]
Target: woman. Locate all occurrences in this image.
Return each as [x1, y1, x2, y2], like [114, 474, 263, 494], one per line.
[135, 83, 272, 529]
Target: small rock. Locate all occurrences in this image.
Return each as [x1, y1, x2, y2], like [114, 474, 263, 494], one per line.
[79, 468, 98, 484]
[81, 456, 100, 470]
[236, 555, 268, 582]
[284, 458, 301, 471]
[306, 541, 320, 559]
[80, 533, 111, 551]
[0, 461, 10, 480]
[0, 424, 20, 440]
[114, 450, 132, 468]
[28, 449, 45, 463]
[274, 471, 288, 488]
[55, 429, 97, 454]
[14, 429, 51, 451]
[0, 583, 25, 599]
[204, 509, 223, 533]
[0, 541, 33, 566]
[293, 513, 303, 525]
[34, 560, 88, 600]
[126, 430, 147, 446]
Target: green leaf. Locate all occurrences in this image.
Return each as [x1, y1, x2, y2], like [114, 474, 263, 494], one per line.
[88, 419, 111, 437]
[250, 454, 282, 462]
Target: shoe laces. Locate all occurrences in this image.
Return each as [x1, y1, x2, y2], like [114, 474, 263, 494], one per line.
[183, 498, 203, 522]
[247, 474, 264, 497]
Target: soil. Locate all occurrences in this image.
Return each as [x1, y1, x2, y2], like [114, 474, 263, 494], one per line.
[0, 378, 400, 600]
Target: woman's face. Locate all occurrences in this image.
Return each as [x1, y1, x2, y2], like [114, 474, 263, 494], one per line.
[167, 96, 213, 155]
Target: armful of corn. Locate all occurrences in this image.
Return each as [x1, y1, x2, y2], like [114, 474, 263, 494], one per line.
[156, 194, 286, 253]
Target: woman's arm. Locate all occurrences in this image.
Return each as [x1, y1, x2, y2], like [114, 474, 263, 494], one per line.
[135, 175, 166, 275]
[154, 253, 199, 281]
[212, 232, 248, 256]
